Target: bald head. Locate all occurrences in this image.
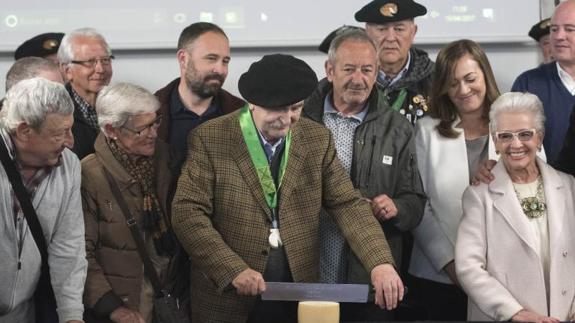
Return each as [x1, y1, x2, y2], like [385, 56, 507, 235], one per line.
[551, 0, 575, 67]
[6, 57, 63, 92]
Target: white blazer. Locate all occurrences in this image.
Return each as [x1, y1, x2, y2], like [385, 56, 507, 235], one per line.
[409, 116, 498, 283]
[455, 159, 575, 321]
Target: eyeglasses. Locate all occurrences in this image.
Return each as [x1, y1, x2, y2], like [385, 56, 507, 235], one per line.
[70, 55, 115, 68]
[121, 115, 162, 137]
[495, 129, 537, 143]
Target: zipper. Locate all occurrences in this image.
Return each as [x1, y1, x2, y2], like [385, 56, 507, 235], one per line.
[365, 135, 377, 188]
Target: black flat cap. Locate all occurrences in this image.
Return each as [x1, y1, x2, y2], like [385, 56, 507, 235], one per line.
[318, 25, 365, 54]
[14, 32, 64, 60]
[355, 0, 427, 24]
[239, 54, 318, 109]
[529, 18, 551, 42]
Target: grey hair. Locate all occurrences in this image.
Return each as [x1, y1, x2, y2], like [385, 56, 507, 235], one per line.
[489, 92, 546, 133]
[6, 57, 60, 91]
[57, 28, 112, 63]
[0, 77, 73, 133]
[96, 83, 160, 137]
[327, 29, 376, 64]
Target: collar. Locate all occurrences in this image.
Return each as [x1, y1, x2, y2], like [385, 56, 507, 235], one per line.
[170, 88, 220, 117]
[70, 85, 93, 111]
[378, 50, 412, 87]
[557, 62, 575, 95]
[256, 128, 284, 156]
[0, 128, 54, 179]
[322, 90, 367, 123]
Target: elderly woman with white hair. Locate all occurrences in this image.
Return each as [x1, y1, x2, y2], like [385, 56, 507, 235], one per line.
[81, 83, 174, 323]
[455, 92, 575, 323]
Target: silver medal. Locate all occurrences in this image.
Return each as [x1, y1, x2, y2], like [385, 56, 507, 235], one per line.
[268, 228, 282, 248]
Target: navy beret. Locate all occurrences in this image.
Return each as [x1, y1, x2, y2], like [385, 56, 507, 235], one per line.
[528, 18, 551, 42]
[318, 25, 365, 54]
[14, 32, 64, 60]
[355, 0, 427, 24]
[239, 54, 318, 109]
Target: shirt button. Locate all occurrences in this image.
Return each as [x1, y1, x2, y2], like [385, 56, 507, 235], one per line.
[562, 290, 567, 295]
[563, 251, 568, 257]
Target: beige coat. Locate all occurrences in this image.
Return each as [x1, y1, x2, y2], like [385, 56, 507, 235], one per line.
[455, 159, 575, 321]
[81, 134, 172, 318]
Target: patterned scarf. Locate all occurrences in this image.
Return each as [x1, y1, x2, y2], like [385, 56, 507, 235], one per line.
[106, 138, 172, 255]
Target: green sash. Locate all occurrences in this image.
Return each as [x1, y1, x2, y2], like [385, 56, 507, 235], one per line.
[238, 106, 291, 221]
[391, 88, 408, 111]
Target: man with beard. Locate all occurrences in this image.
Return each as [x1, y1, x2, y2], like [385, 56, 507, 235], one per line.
[57, 28, 114, 160]
[155, 22, 244, 176]
[355, 0, 433, 126]
[303, 29, 425, 321]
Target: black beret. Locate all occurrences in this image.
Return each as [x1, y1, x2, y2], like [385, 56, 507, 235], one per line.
[318, 25, 365, 54]
[239, 54, 318, 109]
[355, 0, 427, 24]
[14, 32, 64, 60]
[528, 18, 551, 42]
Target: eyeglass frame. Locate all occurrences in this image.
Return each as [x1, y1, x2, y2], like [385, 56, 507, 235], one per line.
[69, 55, 115, 68]
[494, 128, 539, 143]
[120, 115, 162, 137]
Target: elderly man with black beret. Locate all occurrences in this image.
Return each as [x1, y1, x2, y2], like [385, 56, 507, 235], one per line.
[172, 54, 404, 323]
[14, 32, 64, 63]
[355, 0, 433, 126]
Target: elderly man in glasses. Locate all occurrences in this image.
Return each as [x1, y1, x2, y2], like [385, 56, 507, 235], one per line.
[57, 28, 114, 159]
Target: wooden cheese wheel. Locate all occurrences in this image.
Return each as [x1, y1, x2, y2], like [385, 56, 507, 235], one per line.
[298, 301, 339, 323]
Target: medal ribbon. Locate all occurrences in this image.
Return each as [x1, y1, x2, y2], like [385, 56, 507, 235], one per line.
[391, 88, 408, 111]
[239, 106, 291, 226]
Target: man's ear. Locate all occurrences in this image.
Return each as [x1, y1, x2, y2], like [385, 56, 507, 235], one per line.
[177, 49, 188, 71]
[14, 122, 32, 142]
[325, 60, 335, 83]
[61, 63, 73, 83]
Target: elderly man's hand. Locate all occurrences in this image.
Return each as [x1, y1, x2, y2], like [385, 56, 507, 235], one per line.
[511, 309, 560, 323]
[232, 268, 266, 296]
[371, 194, 398, 221]
[370, 264, 404, 310]
[471, 159, 497, 185]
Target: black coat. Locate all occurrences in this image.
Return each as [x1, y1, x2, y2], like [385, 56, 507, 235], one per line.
[67, 84, 99, 161]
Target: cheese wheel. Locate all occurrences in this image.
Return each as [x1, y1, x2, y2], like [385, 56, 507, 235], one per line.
[298, 301, 339, 323]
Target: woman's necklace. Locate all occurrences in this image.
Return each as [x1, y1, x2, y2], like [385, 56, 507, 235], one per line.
[514, 176, 546, 219]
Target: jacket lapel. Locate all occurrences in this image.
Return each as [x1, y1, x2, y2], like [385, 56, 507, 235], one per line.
[277, 124, 307, 206]
[490, 162, 538, 255]
[230, 117, 273, 219]
[538, 159, 565, 252]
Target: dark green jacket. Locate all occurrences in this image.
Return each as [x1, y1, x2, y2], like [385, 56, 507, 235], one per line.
[303, 79, 426, 282]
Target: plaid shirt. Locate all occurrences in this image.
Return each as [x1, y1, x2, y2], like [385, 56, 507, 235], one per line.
[71, 87, 100, 131]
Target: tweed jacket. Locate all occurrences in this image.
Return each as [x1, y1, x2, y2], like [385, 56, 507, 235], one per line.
[455, 159, 575, 321]
[172, 109, 395, 323]
[81, 134, 172, 318]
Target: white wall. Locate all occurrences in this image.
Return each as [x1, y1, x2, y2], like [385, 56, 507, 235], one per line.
[0, 42, 541, 98]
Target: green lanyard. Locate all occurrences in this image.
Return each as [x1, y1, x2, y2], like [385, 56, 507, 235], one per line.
[390, 88, 408, 111]
[239, 106, 291, 220]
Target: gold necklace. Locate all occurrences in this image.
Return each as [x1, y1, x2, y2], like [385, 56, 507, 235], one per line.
[514, 176, 546, 219]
